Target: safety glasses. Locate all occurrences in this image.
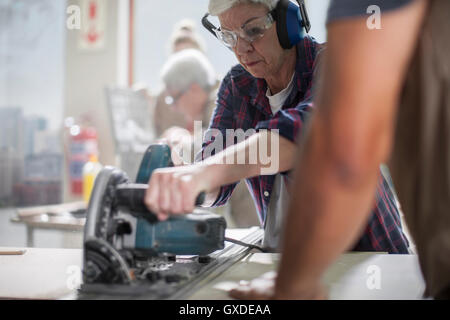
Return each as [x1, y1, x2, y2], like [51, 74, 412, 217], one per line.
[202, 12, 274, 49]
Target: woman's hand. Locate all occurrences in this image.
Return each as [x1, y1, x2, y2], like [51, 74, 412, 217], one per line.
[144, 163, 216, 221]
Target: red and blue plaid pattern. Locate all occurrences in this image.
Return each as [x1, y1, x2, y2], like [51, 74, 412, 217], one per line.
[198, 36, 409, 253]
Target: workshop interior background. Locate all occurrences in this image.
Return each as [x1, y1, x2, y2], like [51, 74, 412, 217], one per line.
[0, 0, 329, 248]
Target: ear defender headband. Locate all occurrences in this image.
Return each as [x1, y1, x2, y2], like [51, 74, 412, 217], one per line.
[272, 0, 311, 49]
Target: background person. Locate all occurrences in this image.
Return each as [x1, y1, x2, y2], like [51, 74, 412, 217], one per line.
[153, 19, 206, 137]
[158, 48, 219, 160]
[168, 18, 207, 54]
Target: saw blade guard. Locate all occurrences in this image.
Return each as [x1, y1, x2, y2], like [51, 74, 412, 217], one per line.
[83, 167, 132, 284]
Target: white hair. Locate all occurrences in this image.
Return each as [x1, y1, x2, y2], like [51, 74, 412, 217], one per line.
[208, 0, 279, 16]
[160, 49, 216, 92]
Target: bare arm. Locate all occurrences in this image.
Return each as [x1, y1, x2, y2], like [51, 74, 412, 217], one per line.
[201, 131, 296, 206]
[230, 0, 427, 299]
[145, 131, 296, 220]
[274, 0, 427, 298]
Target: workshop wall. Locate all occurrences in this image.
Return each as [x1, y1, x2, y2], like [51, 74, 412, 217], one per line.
[0, 0, 66, 131]
[306, 0, 330, 43]
[63, 0, 121, 201]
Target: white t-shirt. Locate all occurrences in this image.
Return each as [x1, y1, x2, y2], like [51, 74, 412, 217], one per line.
[263, 73, 295, 250]
[265, 73, 295, 114]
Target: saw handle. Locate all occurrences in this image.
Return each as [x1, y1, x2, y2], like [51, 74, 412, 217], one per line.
[115, 184, 150, 214]
[115, 184, 206, 220]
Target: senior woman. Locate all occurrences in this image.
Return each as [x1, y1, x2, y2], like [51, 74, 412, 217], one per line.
[144, 0, 409, 253]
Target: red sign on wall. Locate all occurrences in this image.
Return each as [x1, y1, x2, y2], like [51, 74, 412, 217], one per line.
[79, 0, 107, 51]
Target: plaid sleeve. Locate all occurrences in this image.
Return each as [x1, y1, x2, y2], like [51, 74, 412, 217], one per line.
[195, 72, 238, 207]
[255, 94, 313, 143]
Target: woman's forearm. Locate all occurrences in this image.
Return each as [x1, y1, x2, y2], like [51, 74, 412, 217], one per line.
[144, 131, 297, 216]
[203, 131, 296, 190]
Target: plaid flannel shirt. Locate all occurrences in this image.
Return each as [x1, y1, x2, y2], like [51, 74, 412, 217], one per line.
[197, 36, 409, 253]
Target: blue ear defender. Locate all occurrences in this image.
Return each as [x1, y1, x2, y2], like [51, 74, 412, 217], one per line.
[272, 0, 311, 49]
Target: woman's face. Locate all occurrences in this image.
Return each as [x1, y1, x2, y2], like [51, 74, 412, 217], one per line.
[218, 3, 286, 79]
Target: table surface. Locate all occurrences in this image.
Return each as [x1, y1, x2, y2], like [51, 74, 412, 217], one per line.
[11, 202, 86, 231]
[0, 232, 426, 300]
[188, 252, 426, 300]
[0, 247, 83, 299]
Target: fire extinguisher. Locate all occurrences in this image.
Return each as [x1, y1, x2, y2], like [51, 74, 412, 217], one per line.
[68, 124, 99, 196]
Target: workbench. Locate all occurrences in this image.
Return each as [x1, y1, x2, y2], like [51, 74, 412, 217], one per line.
[10, 202, 86, 247]
[0, 231, 426, 300]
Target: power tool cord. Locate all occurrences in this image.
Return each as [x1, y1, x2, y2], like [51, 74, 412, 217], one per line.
[224, 237, 269, 253]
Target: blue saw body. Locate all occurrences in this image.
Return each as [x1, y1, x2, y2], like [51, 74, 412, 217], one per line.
[134, 144, 225, 255]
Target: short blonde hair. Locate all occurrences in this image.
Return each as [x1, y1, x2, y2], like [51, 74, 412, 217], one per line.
[208, 0, 279, 16]
[168, 19, 207, 54]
